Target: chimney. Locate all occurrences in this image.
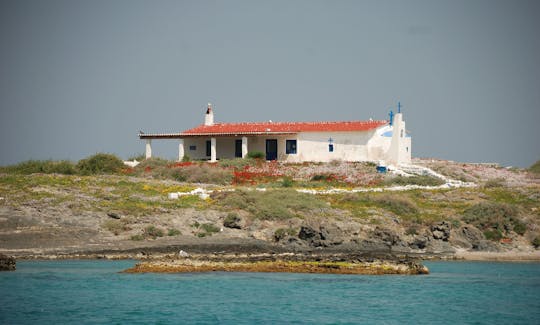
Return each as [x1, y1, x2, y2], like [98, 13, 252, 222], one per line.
[204, 102, 214, 126]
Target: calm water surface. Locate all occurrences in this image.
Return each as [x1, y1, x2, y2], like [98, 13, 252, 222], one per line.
[1, 260, 539, 324]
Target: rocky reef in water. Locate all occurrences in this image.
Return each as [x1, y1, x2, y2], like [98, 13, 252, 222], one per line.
[123, 252, 429, 275]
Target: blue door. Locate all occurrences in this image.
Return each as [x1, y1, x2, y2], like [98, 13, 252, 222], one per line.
[266, 139, 278, 160]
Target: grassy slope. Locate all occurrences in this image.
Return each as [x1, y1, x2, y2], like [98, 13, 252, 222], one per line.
[1, 157, 539, 246]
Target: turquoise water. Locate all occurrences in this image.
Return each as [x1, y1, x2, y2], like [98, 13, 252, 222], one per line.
[1, 260, 539, 324]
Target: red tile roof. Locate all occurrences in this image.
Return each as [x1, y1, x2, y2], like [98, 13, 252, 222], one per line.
[179, 120, 388, 136]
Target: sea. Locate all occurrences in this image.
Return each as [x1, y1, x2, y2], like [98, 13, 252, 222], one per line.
[1, 260, 539, 324]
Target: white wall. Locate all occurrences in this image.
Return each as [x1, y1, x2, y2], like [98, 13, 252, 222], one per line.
[282, 131, 377, 163]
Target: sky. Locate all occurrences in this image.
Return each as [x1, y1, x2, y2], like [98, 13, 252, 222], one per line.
[1, 0, 539, 167]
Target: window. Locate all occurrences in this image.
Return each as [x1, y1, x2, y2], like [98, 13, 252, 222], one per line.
[400, 129, 404, 138]
[206, 140, 211, 156]
[286, 140, 297, 154]
[329, 144, 334, 152]
[189, 145, 196, 151]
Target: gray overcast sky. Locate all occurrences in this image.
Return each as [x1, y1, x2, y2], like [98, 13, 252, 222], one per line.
[1, 0, 539, 167]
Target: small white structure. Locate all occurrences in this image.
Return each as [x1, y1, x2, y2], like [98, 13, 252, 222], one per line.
[139, 103, 411, 164]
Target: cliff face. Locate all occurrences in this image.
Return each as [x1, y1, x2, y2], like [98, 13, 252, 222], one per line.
[0, 159, 539, 260]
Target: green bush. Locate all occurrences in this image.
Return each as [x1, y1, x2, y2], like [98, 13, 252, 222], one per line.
[513, 222, 527, 235]
[102, 219, 130, 235]
[274, 228, 297, 241]
[281, 177, 294, 187]
[214, 189, 327, 220]
[405, 226, 418, 236]
[192, 222, 220, 237]
[130, 234, 144, 241]
[530, 160, 540, 174]
[223, 213, 242, 229]
[483, 178, 505, 188]
[483, 229, 503, 241]
[143, 225, 164, 239]
[1, 160, 76, 175]
[383, 175, 445, 187]
[532, 236, 540, 248]
[372, 194, 418, 216]
[218, 158, 256, 169]
[76, 153, 125, 175]
[168, 228, 182, 236]
[170, 164, 233, 184]
[247, 151, 265, 159]
[127, 153, 146, 161]
[463, 202, 517, 230]
[463, 202, 526, 240]
[200, 223, 220, 234]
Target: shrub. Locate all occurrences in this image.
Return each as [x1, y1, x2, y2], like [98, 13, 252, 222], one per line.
[311, 174, 327, 181]
[1, 160, 77, 175]
[247, 151, 265, 159]
[274, 228, 297, 241]
[102, 219, 130, 235]
[483, 229, 503, 241]
[127, 153, 146, 161]
[214, 189, 327, 220]
[405, 226, 418, 236]
[530, 160, 540, 174]
[76, 153, 124, 175]
[134, 157, 171, 173]
[192, 222, 220, 237]
[200, 223, 220, 234]
[463, 202, 525, 240]
[130, 234, 144, 241]
[281, 177, 294, 187]
[168, 228, 182, 236]
[383, 175, 445, 187]
[170, 164, 233, 184]
[483, 178, 505, 188]
[532, 236, 540, 248]
[373, 194, 418, 216]
[513, 222, 527, 235]
[463, 202, 517, 230]
[143, 225, 164, 239]
[223, 213, 242, 229]
[181, 155, 191, 162]
[218, 158, 256, 169]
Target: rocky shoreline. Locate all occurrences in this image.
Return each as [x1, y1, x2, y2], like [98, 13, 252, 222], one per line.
[0, 253, 16, 271]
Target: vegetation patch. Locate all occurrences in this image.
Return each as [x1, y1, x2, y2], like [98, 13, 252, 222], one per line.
[214, 189, 328, 220]
[0, 160, 77, 175]
[462, 202, 526, 240]
[383, 175, 445, 187]
[530, 160, 540, 174]
[274, 228, 297, 241]
[143, 225, 165, 239]
[76, 153, 125, 175]
[483, 178, 505, 188]
[102, 219, 131, 235]
[223, 213, 242, 229]
[192, 222, 220, 237]
[167, 228, 182, 236]
[247, 151, 265, 159]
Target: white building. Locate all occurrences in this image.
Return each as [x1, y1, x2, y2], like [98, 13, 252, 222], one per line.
[139, 103, 411, 164]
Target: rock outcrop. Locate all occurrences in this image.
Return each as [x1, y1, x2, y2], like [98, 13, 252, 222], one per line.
[0, 254, 16, 271]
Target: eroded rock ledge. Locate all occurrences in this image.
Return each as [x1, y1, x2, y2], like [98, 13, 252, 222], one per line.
[123, 253, 429, 275]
